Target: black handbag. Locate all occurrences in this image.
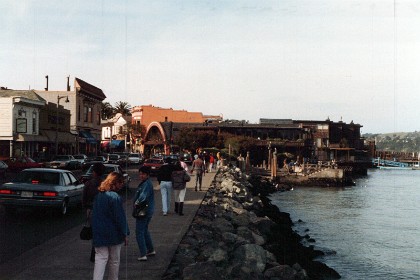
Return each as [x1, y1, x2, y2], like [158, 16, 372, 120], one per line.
[80, 225, 92, 240]
[132, 200, 148, 218]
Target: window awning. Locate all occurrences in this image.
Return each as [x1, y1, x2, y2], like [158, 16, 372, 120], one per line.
[101, 141, 110, 148]
[110, 140, 125, 148]
[79, 131, 97, 144]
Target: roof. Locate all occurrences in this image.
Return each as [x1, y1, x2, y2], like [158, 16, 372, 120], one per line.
[0, 90, 46, 103]
[74, 77, 106, 100]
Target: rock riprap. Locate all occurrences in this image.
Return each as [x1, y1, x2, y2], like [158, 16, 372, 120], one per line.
[163, 166, 341, 280]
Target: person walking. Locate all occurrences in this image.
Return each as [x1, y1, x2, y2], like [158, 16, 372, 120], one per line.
[172, 160, 190, 216]
[82, 162, 105, 263]
[157, 158, 175, 216]
[134, 165, 156, 261]
[208, 153, 215, 172]
[92, 172, 129, 280]
[191, 155, 205, 191]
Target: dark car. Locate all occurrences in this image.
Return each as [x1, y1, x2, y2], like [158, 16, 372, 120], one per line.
[106, 154, 127, 166]
[141, 158, 165, 176]
[80, 164, 131, 189]
[0, 168, 84, 215]
[47, 155, 80, 170]
[81, 156, 107, 171]
[180, 153, 193, 165]
[4, 157, 43, 172]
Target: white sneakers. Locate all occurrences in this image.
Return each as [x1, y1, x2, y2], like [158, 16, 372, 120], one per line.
[138, 251, 156, 261]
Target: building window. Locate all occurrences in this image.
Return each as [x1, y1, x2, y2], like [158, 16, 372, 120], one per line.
[16, 118, 27, 133]
[32, 111, 37, 134]
[84, 105, 93, 123]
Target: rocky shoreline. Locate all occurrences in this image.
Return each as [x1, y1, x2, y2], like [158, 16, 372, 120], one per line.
[162, 166, 341, 280]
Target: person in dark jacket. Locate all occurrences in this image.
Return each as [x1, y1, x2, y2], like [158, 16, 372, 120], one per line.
[82, 162, 105, 262]
[157, 158, 175, 215]
[92, 172, 129, 280]
[134, 165, 156, 261]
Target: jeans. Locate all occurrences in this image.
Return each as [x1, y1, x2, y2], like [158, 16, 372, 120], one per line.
[136, 216, 154, 257]
[93, 243, 123, 280]
[195, 171, 203, 189]
[160, 181, 172, 214]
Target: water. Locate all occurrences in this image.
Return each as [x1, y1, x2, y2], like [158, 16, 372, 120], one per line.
[270, 169, 420, 280]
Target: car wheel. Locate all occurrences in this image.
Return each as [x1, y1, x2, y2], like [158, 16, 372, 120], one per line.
[60, 200, 68, 215]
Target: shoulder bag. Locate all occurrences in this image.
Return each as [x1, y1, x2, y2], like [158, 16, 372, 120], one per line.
[80, 211, 93, 240]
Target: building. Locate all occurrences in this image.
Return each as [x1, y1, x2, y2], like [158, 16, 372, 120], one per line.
[131, 105, 222, 153]
[36, 77, 106, 156]
[100, 113, 132, 153]
[0, 90, 50, 158]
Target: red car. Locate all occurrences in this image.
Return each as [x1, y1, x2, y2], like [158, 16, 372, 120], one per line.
[4, 157, 43, 172]
[141, 158, 165, 176]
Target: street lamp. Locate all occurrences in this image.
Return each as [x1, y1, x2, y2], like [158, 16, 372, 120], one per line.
[55, 95, 69, 156]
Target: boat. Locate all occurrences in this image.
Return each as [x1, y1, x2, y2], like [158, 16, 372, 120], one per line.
[379, 166, 411, 170]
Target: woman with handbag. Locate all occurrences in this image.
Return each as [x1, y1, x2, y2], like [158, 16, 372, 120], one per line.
[92, 172, 130, 280]
[134, 165, 156, 261]
[172, 160, 190, 216]
[82, 162, 105, 262]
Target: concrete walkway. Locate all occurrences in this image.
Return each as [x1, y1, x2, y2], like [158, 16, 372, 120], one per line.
[0, 171, 215, 279]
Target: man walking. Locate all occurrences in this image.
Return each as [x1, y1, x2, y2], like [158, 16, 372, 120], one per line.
[191, 155, 205, 191]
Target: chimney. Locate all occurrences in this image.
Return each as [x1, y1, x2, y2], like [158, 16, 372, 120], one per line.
[67, 76, 71, 91]
[45, 75, 49, 91]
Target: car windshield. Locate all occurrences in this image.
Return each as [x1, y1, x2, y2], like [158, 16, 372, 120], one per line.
[73, 155, 84, 159]
[129, 154, 139, 158]
[13, 171, 60, 185]
[109, 155, 119, 160]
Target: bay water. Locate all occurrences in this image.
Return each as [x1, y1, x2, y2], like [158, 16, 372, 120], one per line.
[270, 168, 420, 280]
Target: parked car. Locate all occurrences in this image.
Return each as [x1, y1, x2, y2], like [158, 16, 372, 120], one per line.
[141, 158, 165, 176]
[0, 161, 8, 178]
[80, 164, 131, 189]
[128, 153, 143, 165]
[4, 157, 43, 172]
[106, 154, 127, 166]
[47, 155, 80, 170]
[0, 168, 84, 215]
[81, 156, 107, 171]
[73, 154, 87, 165]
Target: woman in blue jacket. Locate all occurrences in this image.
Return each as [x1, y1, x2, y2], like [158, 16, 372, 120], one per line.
[134, 165, 155, 261]
[92, 172, 129, 280]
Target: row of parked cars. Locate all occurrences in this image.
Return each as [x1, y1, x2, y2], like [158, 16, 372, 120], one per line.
[0, 153, 143, 216]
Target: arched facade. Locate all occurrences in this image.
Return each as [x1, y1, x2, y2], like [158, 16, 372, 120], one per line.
[142, 122, 168, 157]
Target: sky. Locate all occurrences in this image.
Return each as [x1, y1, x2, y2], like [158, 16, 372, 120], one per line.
[1, 0, 419, 134]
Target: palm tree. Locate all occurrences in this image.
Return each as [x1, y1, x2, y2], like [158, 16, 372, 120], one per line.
[101, 102, 114, 119]
[114, 101, 132, 116]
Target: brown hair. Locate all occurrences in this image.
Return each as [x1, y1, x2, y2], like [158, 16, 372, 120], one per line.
[98, 171, 124, 192]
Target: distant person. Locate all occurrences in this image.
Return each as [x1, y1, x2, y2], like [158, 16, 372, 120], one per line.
[191, 155, 205, 191]
[82, 162, 105, 263]
[172, 160, 190, 216]
[208, 153, 215, 172]
[134, 166, 156, 261]
[92, 172, 129, 280]
[157, 158, 175, 216]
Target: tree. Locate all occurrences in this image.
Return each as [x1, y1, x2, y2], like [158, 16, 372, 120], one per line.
[101, 102, 114, 119]
[114, 101, 131, 116]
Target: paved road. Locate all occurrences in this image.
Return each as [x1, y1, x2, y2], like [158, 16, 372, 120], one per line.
[0, 167, 214, 279]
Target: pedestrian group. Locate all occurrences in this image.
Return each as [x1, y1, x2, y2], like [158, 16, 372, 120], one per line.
[83, 154, 207, 280]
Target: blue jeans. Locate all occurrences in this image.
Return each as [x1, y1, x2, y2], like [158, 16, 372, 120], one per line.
[136, 216, 154, 257]
[160, 181, 172, 214]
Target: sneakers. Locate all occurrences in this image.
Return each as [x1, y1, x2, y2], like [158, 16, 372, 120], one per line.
[163, 212, 167, 216]
[146, 251, 156, 256]
[137, 256, 147, 261]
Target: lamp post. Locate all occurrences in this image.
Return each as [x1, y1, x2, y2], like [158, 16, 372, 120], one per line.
[55, 95, 69, 156]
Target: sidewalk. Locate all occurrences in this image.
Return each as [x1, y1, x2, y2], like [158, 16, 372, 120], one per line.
[0, 171, 215, 280]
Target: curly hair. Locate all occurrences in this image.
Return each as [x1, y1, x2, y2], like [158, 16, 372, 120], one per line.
[98, 171, 124, 192]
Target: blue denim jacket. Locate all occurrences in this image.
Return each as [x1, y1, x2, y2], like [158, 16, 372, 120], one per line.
[134, 178, 155, 218]
[92, 191, 130, 247]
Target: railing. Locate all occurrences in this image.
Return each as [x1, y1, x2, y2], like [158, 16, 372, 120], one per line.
[371, 158, 409, 168]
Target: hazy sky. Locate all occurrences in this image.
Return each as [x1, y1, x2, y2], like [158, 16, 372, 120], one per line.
[1, 0, 419, 134]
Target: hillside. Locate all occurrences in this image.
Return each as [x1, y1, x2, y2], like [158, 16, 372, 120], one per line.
[363, 132, 420, 153]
